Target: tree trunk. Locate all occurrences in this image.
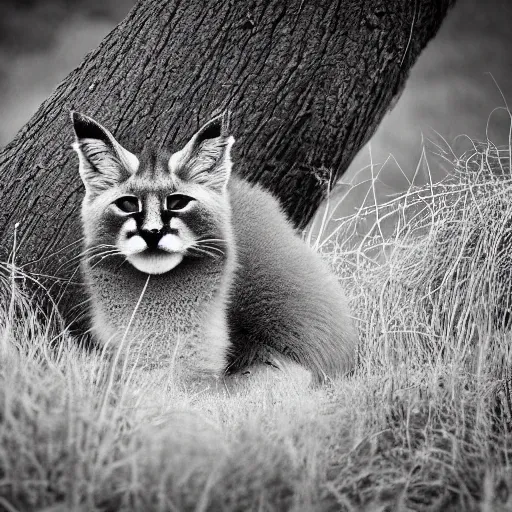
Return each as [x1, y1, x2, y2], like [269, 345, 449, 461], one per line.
[0, 0, 455, 330]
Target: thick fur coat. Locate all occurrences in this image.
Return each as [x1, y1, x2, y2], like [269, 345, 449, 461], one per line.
[72, 112, 357, 383]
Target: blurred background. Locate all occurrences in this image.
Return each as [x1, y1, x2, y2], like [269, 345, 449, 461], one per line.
[0, 0, 510, 217]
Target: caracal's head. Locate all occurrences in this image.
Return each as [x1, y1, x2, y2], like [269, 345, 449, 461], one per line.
[72, 111, 234, 275]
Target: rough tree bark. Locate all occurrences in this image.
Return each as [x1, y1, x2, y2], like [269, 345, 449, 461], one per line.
[0, 0, 455, 329]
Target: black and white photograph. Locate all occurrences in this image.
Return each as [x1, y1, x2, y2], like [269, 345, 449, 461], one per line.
[0, 0, 511, 510]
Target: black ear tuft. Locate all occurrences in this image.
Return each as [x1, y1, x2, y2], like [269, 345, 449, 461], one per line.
[194, 111, 231, 146]
[199, 119, 222, 142]
[172, 111, 234, 190]
[71, 111, 112, 146]
[221, 110, 231, 134]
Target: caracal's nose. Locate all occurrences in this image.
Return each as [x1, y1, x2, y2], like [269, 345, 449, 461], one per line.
[140, 228, 162, 249]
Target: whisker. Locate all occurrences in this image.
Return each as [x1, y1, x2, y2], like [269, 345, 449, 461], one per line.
[196, 238, 227, 244]
[194, 243, 226, 256]
[67, 244, 118, 263]
[187, 246, 222, 259]
[67, 243, 117, 258]
[194, 238, 227, 254]
[88, 251, 122, 270]
[84, 249, 121, 261]
[56, 244, 119, 273]
[64, 244, 117, 259]
[20, 237, 85, 268]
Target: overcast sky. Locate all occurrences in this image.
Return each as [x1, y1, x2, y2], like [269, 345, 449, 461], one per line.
[0, 0, 510, 212]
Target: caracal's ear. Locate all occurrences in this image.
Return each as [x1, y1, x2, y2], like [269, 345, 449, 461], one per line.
[169, 111, 234, 192]
[71, 111, 139, 197]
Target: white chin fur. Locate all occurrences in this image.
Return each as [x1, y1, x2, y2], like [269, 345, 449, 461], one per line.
[128, 252, 184, 275]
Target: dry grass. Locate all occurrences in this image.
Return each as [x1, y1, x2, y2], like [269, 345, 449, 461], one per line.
[2, 135, 512, 511]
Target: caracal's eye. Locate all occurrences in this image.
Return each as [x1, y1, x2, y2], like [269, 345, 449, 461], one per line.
[166, 194, 194, 211]
[114, 196, 140, 213]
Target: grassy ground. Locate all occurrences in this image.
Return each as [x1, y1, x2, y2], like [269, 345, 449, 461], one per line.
[2, 136, 512, 511]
